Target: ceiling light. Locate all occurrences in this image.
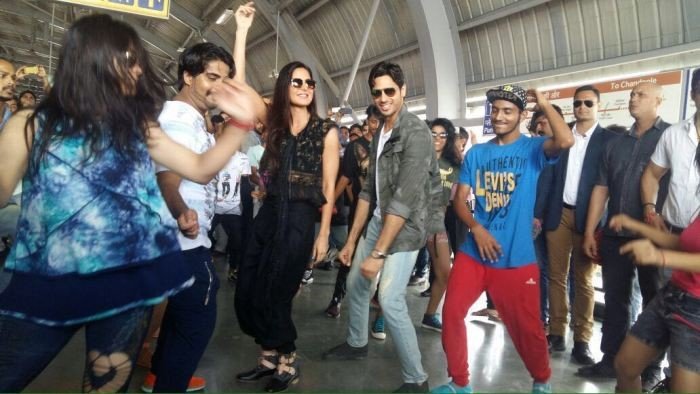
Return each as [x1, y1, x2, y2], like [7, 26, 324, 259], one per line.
[216, 9, 234, 25]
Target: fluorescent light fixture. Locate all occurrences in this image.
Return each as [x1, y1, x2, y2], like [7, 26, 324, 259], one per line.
[216, 9, 234, 25]
[465, 96, 486, 104]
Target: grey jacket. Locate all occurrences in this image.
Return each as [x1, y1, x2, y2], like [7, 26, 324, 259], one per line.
[359, 106, 443, 253]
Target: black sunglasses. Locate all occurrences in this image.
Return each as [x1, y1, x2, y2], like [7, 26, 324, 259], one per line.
[290, 78, 316, 89]
[371, 87, 397, 98]
[431, 132, 448, 139]
[573, 100, 595, 108]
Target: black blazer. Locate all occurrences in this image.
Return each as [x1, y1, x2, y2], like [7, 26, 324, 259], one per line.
[542, 125, 617, 233]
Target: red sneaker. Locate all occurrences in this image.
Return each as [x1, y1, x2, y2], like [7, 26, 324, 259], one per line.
[141, 372, 206, 392]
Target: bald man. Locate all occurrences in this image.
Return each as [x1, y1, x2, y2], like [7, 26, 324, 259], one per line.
[577, 82, 670, 390]
[0, 58, 16, 129]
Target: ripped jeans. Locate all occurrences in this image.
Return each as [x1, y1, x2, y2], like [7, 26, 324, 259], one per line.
[0, 306, 152, 392]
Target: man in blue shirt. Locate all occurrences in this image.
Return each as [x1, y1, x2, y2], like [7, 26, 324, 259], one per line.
[434, 85, 574, 394]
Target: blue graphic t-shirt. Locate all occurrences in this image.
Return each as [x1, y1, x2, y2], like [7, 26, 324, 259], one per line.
[458, 135, 555, 268]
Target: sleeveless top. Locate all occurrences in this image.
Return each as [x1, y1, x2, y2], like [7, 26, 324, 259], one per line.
[0, 115, 193, 326]
[263, 117, 335, 207]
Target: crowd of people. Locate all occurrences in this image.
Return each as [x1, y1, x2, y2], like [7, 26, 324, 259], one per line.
[0, 2, 698, 394]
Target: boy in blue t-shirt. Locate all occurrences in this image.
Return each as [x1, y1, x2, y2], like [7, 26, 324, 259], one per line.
[433, 85, 574, 394]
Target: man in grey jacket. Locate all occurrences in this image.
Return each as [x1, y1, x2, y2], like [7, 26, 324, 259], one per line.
[322, 61, 441, 393]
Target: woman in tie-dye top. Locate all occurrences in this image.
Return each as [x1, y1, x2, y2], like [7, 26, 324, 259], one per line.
[0, 14, 258, 392]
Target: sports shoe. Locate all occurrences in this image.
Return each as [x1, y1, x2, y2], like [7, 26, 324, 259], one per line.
[576, 359, 616, 379]
[325, 300, 341, 319]
[301, 269, 314, 285]
[394, 381, 429, 392]
[431, 381, 473, 393]
[532, 381, 552, 394]
[371, 315, 386, 340]
[322, 342, 368, 360]
[408, 274, 426, 286]
[547, 334, 565, 352]
[141, 372, 206, 392]
[421, 314, 442, 332]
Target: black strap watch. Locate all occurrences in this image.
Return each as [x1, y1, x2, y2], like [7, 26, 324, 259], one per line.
[370, 249, 388, 259]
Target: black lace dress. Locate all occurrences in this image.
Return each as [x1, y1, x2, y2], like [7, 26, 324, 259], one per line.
[234, 117, 335, 353]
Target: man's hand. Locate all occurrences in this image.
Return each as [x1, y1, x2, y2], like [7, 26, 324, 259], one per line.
[235, 2, 255, 30]
[472, 225, 502, 263]
[338, 243, 356, 267]
[311, 235, 329, 265]
[532, 218, 542, 239]
[212, 79, 256, 126]
[620, 239, 662, 267]
[177, 209, 199, 239]
[526, 88, 549, 109]
[582, 232, 598, 260]
[360, 256, 384, 280]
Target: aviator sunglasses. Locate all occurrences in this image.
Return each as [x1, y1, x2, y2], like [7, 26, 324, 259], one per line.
[371, 87, 397, 98]
[290, 78, 316, 89]
[573, 100, 595, 108]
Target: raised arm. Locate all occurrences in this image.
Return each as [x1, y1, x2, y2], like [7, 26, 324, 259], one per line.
[0, 110, 32, 206]
[528, 89, 574, 157]
[232, 2, 254, 84]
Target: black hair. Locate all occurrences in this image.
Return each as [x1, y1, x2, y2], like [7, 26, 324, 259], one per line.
[365, 104, 382, 119]
[19, 90, 36, 100]
[27, 13, 165, 171]
[528, 104, 564, 131]
[606, 124, 627, 134]
[261, 61, 317, 176]
[430, 118, 460, 167]
[177, 43, 234, 91]
[574, 85, 601, 101]
[458, 127, 469, 139]
[368, 62, 404, 89]
[350, 123, 361, 132]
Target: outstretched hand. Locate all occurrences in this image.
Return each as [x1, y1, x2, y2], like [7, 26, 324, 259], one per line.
[235, 2, 255, 30]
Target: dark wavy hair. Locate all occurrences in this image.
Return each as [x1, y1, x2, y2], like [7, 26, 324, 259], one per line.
[261, 61, 317, 176]
[177, 43, 234, 90]
[26, 14, 165, 171]
[368, 61, 404, 88]
[430, 118, 460, 167]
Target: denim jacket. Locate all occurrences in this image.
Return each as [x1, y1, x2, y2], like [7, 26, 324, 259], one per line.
[359, 106, 443, 253]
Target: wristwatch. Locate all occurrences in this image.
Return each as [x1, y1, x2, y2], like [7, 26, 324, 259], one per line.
[370, 249, 388, 259]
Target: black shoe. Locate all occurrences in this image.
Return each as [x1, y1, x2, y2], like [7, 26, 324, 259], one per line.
[237, 352, 278, 382]
[641, 366, 663, 393]
[576, 360, 616, 379]
[394, 381, 429, 393]
[321, 342, 368, 361]
[571, 341, 595, 365]
[547, 334, 566, 352]
[264, 353, 299, 393]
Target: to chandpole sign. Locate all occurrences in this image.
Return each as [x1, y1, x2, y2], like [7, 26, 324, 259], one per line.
[58, 0, 170, 19]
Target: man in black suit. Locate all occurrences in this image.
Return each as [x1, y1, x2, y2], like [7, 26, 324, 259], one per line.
[541, 85, 616, 365]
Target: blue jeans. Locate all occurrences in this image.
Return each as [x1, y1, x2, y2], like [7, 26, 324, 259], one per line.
[151, 247, 219, 392]
[345, 217, 428, 384]
[0, 306, 152, 392]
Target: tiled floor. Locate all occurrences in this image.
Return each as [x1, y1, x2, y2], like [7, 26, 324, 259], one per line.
[26, 258, 617, 392]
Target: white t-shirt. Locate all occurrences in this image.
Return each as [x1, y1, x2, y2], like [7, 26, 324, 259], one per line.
[247, 144, 265, 169]
[155, 101, 217, 250]
[650, 116, 700, 227]
[214, 152, 251, 215]
[373, 127, 393, 218]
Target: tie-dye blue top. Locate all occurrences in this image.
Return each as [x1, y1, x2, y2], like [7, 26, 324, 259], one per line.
[7, 120, 181, 275]
[0, 116, 192, 326]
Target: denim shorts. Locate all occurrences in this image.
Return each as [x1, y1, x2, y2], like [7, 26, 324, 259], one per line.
[630, 283, 700, 373]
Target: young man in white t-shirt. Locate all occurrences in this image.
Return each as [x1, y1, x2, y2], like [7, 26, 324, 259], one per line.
[145, 43, 234, 393]
[211, 150, 251, 282]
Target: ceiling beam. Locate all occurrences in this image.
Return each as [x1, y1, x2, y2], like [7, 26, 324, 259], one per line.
[246, 0, 330, 50]
[457, 0, 552, 31]
[169, 1, 231, 51]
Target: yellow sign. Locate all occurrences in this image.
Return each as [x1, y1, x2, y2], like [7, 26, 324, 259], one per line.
[58, 0, 170, 19]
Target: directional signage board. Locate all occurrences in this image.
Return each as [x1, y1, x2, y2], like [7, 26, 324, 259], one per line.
[58, 0, 170, 19]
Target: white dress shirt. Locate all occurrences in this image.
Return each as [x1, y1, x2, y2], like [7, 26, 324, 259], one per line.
[562, 122, 597, 206]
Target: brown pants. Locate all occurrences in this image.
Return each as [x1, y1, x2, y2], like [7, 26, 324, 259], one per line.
[545, 207, 597, 342]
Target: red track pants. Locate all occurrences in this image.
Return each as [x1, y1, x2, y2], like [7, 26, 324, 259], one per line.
[441, 252, 551, 386]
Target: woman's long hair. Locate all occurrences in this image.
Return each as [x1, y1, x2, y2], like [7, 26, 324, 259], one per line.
[260, 61, 317, 176]
[430, 118, 461, 167]
[26, 14, 165, 171]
